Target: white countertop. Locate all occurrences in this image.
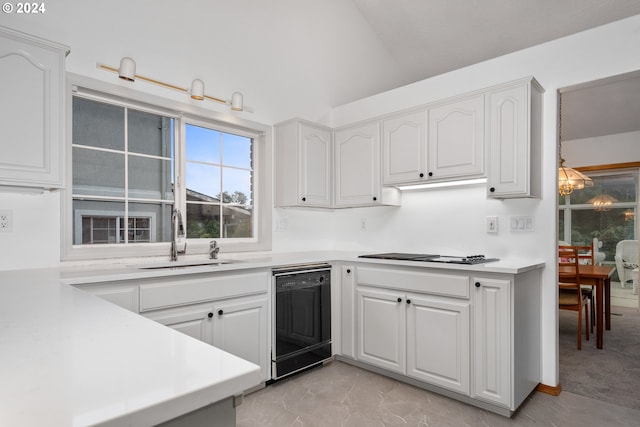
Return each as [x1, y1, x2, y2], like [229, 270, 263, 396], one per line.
[60, 250, 545, 285]
[0, 269, 261, 427]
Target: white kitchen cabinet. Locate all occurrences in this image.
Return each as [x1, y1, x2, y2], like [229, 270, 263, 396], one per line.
[472, 271, 541, 412]
[339, 265, 356, 358]
[0, 26, 69, 190]
[212, 296, 269, 381]
[357, 286, 406, 374]
[144, 302, 215, 345]
[427, 94, 485, 180]
[382, 109, 428, 185]
[486, 77, 543, 198]
[275, 119, 332, 207]
[334, 121, 401, 207]
[406, 293, 470, 394]
[355, 265, 471, 395]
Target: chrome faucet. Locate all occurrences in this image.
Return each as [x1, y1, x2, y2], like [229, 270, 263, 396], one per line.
[209, 240, 220, 259]
[170, 208, 187, 261]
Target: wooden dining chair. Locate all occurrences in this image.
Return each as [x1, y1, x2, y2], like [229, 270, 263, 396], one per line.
[573, 244, 596, 333]
[558, 246, 590, 350]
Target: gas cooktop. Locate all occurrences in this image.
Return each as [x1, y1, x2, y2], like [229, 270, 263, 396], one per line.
[358, 253, 499, 265]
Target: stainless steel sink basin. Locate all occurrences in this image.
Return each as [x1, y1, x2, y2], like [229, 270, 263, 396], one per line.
[131, 259, 241, 270]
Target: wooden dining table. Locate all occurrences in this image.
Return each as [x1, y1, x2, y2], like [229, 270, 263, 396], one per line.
[559, 264, 616, 349]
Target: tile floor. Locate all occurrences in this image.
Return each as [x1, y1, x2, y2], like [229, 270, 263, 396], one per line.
[237, 360, 640, 427]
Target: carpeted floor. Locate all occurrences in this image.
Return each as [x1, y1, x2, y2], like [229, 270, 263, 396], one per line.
[559, 304, 640, 410]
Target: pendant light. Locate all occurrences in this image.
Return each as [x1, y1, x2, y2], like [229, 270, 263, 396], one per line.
[588, 194, 617, 211]
[558, 94, 593, 195]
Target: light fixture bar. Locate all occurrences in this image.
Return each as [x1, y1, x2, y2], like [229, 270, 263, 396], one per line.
[397, 177, 487, 191]
[97, 62, 239, 109]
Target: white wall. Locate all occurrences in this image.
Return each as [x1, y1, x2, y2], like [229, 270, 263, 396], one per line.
[564, 130, 640, 167]
[276, 14, 640, 387]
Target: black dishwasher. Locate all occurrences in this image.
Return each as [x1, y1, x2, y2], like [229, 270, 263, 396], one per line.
[272, 263, 332, 379]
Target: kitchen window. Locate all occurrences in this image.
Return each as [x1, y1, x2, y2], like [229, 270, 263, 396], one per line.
[65, 83, 271, 260]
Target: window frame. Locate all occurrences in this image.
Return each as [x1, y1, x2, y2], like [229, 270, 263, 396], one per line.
[62, 74, 272, 261]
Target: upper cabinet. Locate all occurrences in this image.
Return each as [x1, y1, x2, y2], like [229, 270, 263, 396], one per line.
[275, 119, 333, 207]
[382, 109, 427, 185]
[486, 77, 544, 198]
[0, 26, 69, 190]
[428, 94, 484, 180]
[382, 94, 485, 186]
[275, 76, 543, 205]
[335, 121, 400, 207]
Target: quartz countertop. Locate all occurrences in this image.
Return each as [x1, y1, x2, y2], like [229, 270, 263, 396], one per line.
[60, 250, 545, 285]
[0, 268, 261, 427]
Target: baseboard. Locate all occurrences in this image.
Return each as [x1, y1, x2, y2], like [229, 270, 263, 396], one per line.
[536, 382, 562, 396]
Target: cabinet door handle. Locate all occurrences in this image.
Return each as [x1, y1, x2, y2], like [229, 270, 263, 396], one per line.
[419, 173, 424, 178]
[301, 197, 306, 202]
[346, 269, 351, 274]
[475, 282, 481, 288]
[218, 309, 224, 315]
[428, 172, 433, 177]
[406, 299, 411, 305]
[373, 196, 377, 201]
[397, 297, 402, 303]
[208, 312, 213, 318]
[489, 187, 495, 193]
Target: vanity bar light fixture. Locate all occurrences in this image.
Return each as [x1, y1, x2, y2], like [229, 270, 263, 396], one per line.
[97, 57, 244, 112]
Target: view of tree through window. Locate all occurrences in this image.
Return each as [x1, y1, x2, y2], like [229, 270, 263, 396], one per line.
[185, 124, 253, 239]
[559, 170, 637, 266]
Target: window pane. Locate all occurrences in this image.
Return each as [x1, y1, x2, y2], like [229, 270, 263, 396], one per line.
[73, 200, 125, 245]
[568, 173, 636, 205]
[186, 124, 220, 164]
[186, 203, 221, 239]
[73, 147, 125, 197]
[129, 155, 174, 200]
[571, 208, 635, 262]
[186, 162, 220, 199]
[222, 168, 252, 205]
[128, 111, 173, 157]
[129, 202, 172, 243]
[222, 205, 253, 238]
[73, 97, 124, 150]
[222, 133, 252, 168]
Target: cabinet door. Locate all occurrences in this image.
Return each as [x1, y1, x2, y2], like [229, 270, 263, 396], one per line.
[486, 79, 542, 199]
[213, 296, 269, 381]
[299, 122, 332, 207]
[406, 294, 470, 395]
[427, 94, 485, 180]
[334, 122, 381, 207]
[382, 110, 428, 185]
[145, 304, 214, 345]
[357, 287, 405, 373]
[473, 277, 511, 407]
[0, 28, 67, 189]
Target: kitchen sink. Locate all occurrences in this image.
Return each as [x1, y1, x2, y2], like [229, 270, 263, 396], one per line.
[131, 259, 241, 270]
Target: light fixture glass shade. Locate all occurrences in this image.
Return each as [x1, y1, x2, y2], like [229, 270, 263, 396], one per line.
[190, 79, 205, 100]
[588, 194, 617, 211]
[118, 57, 136, 81]
[231, 91, 243, 111]
[558, 159, 593, 196]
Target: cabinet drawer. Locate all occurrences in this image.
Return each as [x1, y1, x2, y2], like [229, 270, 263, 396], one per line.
[357, 266, 469, 299]
[140, 271, 269, 311]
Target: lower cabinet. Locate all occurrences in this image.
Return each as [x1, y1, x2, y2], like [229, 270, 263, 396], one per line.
[357, 286, 470, 394]
[350, 264, 541, 416]
[212, 296, 269, 381]
[144, 295, 269, 382]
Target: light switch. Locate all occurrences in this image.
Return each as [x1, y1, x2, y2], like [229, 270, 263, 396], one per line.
[510, 215, 535, 232]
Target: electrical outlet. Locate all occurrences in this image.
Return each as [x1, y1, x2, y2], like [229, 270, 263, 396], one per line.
[0, 209, 13, 232]
[360, 218, 367, 231]
[486, 216, 498, 233]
